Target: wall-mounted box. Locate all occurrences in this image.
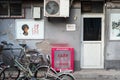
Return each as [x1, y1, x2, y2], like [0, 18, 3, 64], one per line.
[33, 7, 41, 18]
[51, 46, 74, 72]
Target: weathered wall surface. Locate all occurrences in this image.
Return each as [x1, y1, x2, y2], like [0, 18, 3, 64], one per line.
[0, 1, 81, 70]
[105, 3, 120, 69]
[44, 8, 81, 70]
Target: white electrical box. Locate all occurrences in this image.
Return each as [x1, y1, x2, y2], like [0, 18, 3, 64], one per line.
[33, 7, 41, 18]
[44, 0, 69, 17]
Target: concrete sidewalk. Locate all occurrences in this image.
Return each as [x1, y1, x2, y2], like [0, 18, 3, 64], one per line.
[73, 70, 120, 80]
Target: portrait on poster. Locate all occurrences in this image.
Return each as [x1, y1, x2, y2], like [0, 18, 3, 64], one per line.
[16, 20, 44, 39]
[110, 14, 120, 40]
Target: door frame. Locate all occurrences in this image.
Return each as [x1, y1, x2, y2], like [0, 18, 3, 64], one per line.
[80, 13, 104, 69]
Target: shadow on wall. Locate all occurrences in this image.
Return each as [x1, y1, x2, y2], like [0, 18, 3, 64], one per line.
[47, 17, 68, 23]
[36, 40, 51, 55]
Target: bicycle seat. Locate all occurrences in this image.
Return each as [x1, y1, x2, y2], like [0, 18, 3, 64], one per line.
[1, 41, 7, 45]
[19, 44, 27, 48]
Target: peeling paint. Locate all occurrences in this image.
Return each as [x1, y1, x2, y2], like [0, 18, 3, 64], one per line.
[36, 40, 51, 55]
[8, 33, 14, 40]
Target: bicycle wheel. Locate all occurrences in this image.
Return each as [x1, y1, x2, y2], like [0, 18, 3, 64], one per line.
[3, 66, 20, 80]
[26, 50, 42, 64]
[17, 76, 29, 80]
[17, 76, 36, 80]
[0, 69, 5, 80]
[56, 74, 75, 80]
[35, 66, 57, 79]
[34, 66, 48, 78]
[0, 62, 6, 80]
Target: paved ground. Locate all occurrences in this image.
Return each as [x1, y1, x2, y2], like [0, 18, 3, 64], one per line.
[3, 69, 120, 80]
[73, 70, 120, 80]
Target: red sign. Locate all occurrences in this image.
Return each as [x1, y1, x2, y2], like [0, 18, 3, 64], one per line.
[51, 47, 74, 72]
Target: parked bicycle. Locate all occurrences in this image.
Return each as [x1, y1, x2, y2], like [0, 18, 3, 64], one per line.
[34, 54, 75, 80]
[0, 41, 50, 80]
[0, 41, 38, 80]
[0, 62, 6, 80]
[0, 41, 75, 80]
[0, 41, 20, 80]
[0, 44, 5, 80]
[0, 41, 21, 80]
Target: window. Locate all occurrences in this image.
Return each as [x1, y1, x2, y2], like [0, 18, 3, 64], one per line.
[0, 0, 24, 18]
[83, 18, 101, 41]
[81, 1, 104, 13]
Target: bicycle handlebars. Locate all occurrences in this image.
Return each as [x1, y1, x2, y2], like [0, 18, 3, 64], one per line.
[1, 41, 13, 46]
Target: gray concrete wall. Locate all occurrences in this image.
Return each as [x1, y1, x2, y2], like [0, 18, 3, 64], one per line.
[0, 1, 81, 70]
[105, 3, 120, 69]
[44, 8, 81, 70]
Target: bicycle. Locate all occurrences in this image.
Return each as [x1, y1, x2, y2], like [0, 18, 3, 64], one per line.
[0, 41, 48, 80]
[0, 62, 6, 80]
[0, 41, 75, 80]
[16, 44, 45, 80]
[0, 41, 32, 80]
[34, 54, 75, 80]
[0, 41, 20, 80]
[0, 44, 5, 80]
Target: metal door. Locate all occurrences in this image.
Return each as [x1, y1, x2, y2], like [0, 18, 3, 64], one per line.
[81, 14, 104, 68]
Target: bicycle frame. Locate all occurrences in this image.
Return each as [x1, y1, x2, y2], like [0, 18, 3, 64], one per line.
[14, 59, 34, 77]
[36, 65, 75, 80]
[36, 65, 62, 80]
[1, 41, 75, 80]
[1, 41, 37, 79]
[14, 44, 37, 79]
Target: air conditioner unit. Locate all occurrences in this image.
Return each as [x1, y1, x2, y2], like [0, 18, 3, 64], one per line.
[44, 0, 70, 17]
